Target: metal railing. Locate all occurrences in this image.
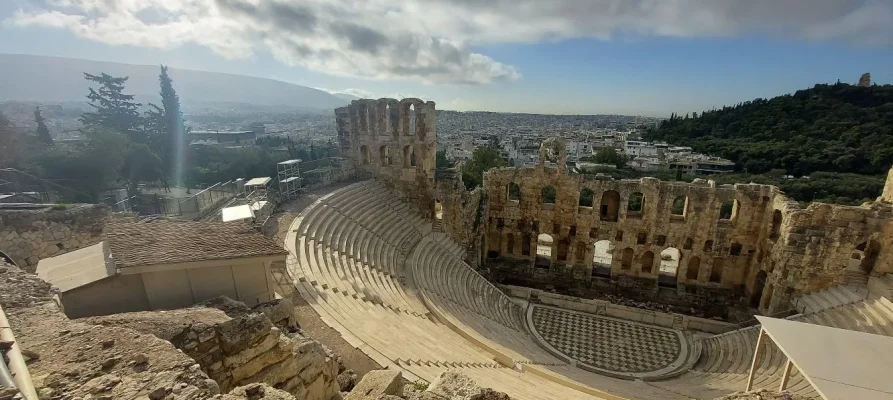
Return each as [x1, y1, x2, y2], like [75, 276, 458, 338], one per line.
[0, 302, 38, 400]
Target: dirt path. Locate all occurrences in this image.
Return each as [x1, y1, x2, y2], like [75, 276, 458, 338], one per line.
[265, 181, 382, 378]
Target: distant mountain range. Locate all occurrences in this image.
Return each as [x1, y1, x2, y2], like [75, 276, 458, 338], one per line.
[0, 54, 352, 110]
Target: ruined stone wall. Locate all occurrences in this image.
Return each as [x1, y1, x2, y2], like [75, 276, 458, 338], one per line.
[0, 204, 109, 271]
[434, 169, 485, 265]
[335, 98, 437, 218]
[86, 298, 341, 400]
[301, 157, 359, 191]
[476, 139, 893, 314]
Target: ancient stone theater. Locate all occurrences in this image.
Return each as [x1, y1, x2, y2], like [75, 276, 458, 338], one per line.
[283, 98, 893, 399]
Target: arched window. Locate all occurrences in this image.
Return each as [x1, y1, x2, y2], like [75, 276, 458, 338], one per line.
[640, 251, 655, 274]
[542, 186, 556, 204]
[686, 256, 701, 281]
[408, 103, 417, 136]
[557, 238, 569, 262]
[379, 145, 390, 166]
[403, 145, 415, 167]
[719, 199, 739, 220]
[522, 233, 531, 256]
[360, 145, 369, 165]
[671, 196, 688, 218]
[704, 240, 714, 252]
[659, 248, 680, 287]
[770, 209, 782, 240]
[627, 192, 644, 214]
[508, 182, 521, 201]
[535, 234, 553, 268]
[620, 248, 634, 270]
[710, 258, 724, 283]
[579, 188, 594, 207]
[600, 190, 620, 221]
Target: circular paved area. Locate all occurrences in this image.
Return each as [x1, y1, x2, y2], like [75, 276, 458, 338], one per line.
[530, 305, 683, 375]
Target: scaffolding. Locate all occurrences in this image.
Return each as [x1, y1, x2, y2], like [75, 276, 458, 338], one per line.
[277, 159, 303, 201]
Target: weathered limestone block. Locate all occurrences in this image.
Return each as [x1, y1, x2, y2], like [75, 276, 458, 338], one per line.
[345, 370, 403, 400]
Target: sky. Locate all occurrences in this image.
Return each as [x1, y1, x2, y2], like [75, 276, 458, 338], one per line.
[1, 0, 892, 117]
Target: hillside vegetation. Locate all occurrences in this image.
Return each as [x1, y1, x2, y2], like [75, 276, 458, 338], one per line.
[646, 83, 893, 176]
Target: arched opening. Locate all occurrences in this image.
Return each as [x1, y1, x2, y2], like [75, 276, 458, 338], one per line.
[379, 145, 390, 166]
[770, 210, 782, 240]
[403, 145, 415, 167]
[360, 145, 369, 165]
[542, 186, 556, 204]
[710, 258, 725, 283]
[659, 248, 680, 287]
[751, 270, 768, 308]
[522, 233, 531, 256]
[857, 240, 880, 274]
[408, 103, 417, 136]
[704, 240, 714, 252]
[506, 234, 515, 255]
[620, 248, 634, 270]
[487, 230, 501, 259]
[627, 192, 644, 215]
[434, 199, 443, 220]
[640, 251, 655, 274]
[535, 233, 553, 268]
[719, 199, 740, 221]
[592, 240, 613, 278]
[686, 256, 701, 281]
[557, 238, 569, 263]
[508, 182, 520, 201]
[671, 196, 688, 219]
[579, 188, 594, 207]
[600, 190, 620, 221]
[636, 232, 647, 245]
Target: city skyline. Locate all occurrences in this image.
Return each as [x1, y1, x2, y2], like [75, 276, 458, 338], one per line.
[1, 0, 892, 116]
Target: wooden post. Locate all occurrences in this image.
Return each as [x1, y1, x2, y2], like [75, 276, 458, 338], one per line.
[779, 358, 794, 391]
[746, 328, 766, 392]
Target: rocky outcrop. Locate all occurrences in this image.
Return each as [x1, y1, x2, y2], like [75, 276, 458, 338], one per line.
[0, 261, 219, 399]
[0, 204, 109, 271]
[86, 299, 341, 400]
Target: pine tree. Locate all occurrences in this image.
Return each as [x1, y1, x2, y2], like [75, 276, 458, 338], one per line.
[80, 72, 143, 142]
[34, 106, 54, 146]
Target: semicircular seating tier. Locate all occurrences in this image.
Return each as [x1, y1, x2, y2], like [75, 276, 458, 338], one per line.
[285, 181, 893, 400]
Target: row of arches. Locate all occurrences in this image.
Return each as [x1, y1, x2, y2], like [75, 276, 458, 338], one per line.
[523, 234, 724, 284]
[355, 102, 419, 138]
[505, 183, 751, 223]
[359, 145, 416, 168]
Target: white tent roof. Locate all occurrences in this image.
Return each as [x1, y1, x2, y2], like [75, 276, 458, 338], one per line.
[222, 204, 254, 222]
[757, 316, 893, 400]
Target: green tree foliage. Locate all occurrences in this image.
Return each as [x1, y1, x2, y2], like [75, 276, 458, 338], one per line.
[36, 127, 129, 202]
[0, 112, 22, 167]
[647, 83, 893, 176]
[583, 147, 627, 168]
[436, 150, 452, 169]
[80, 72, 144, 142]
[145, 65, 187, 181]
[122, 143, 163, 186]
[34, 107, 53, 146]
[460, 147, 507, 189]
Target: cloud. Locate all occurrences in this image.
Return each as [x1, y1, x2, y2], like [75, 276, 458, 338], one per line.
[8, 0, 893, 85]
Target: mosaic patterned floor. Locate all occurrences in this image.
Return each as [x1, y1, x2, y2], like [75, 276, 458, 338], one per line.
[530, 305, 682, 373]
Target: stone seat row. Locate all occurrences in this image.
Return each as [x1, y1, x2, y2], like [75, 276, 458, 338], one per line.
[795, 284, 866, 314]
[656, 294, 893, 398]
[287, 182, 613, 399]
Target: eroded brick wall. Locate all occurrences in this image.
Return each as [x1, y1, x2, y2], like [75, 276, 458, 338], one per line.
[0, 204, 109, 271]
